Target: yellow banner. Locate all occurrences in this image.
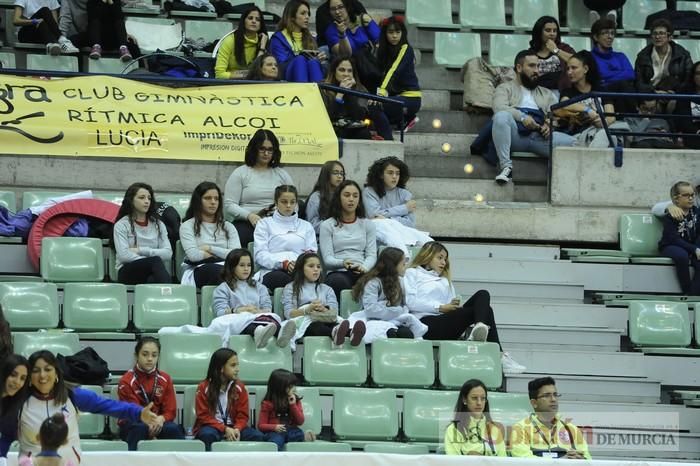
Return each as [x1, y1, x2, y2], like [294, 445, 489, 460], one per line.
[0, 75, 338, 164]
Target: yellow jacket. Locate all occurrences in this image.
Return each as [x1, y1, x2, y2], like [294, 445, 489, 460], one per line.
[215, 33, 259, 79]
[444, 416, 507, 456]
[510, 414, 591, 459]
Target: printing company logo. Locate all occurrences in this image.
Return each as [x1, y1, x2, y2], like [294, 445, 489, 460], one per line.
[0, 83, 64, 144]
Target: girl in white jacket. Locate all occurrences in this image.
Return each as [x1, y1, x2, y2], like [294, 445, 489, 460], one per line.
[253, 185, 317, 290]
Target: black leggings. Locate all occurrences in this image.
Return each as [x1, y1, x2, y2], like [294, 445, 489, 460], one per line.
[303, 321, 335, 337]
[325, 270, 359, 301]
[386, 327, 414, 338]
[193, 264, 224, 288]
[233, 220, 255, 249]
[419, 290, 502, 350]
[262, 270, 293, 291]
[18, 7, 61, 44]
[118, 257, 171, 284]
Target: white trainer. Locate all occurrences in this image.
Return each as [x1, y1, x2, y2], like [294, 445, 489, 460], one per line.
[466, 322, 490, 342]
[501, 352, 526, 374]
[253, 323, 276, 349]
[276, 320, 296, 347]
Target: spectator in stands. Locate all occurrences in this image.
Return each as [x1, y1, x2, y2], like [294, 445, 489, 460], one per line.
[214, 5, 269, 79]
[306, 160, 346, 234]
[315, 0, 367, 47]
[445, 379, 506, 456]
[19, 350, 158, 464]
[529, 16, 576, 96]
[283, 251, 364, 346]
[590, 18, 637, 114]
[405, 241, 525, 374]
[13, 0, 78, 55]
[363, 156, 414, 227]
[321, 55, 393, 140]
[511, 377, 591, 459]
[324, 0, 381, 91]
[180, 181, 241, 287]
[673, 61, 700, 149]
[584, 0, 625, 25]
[376, 15, 421, 130]
[349, 247, 427, 342]
[635, 19, 692, 98]
[554, 51, 617, 147]
[59, 0, 134, 62]
[658, 181, 700, 295]
[270, 0, 326, 82]
[320, 180, 377, 300]
[194, 348, 267, 451]
[117, 337, 184, 451]
[258, 369, 311, 449]
[212, 248, 296, 349]
[651, 181, 699, 218]
[245, 53, 281, 81]
[0, 306, 11, 362]
[224, 129, 293, 247]
[19, 413, 73, 466]
[112, 182, 172, 285]
[0, 354, 28, 460]
[254, 185, 316, 290]
[492, 50, 575, 184]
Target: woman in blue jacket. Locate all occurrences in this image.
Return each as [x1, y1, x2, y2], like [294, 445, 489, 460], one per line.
[590, 18, 636, 114]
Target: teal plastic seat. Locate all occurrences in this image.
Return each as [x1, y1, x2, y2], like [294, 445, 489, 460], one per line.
[285, 441, 352, 452]
[22, 191, 73, 210]
[138, 439, 206, 451]
[339, 289, 360, 318]
[80, 440, 129, 451]
[488, 392, 532, 428]
[302, 336, 367, 386]
[512, 0, 558, 29]
[332, 388, 398, 440]
[78, 385, 106, 437]
[438, 341, 502, 389]
[619, 213, 663, 256]
[566, 36, 591, 53]
[614, 38, 648, 63]
[488, 34, 531, 67]
[41, 237, 105, 282]
[158, 333, 222, 383]
[211, 441, 277, 452]
[185, 19, 232, 44]
[0, 282, 59, 330]
[175, 240, 185, 281]
[228, 334, 292, 385]
[459, 0, 506, 28]
[403, 389, 458, 442]
[566, 0, 592, 32]
[200, 285, 217, 327]
[405, 0, 456, 27]
[158, 193, 191, 218]
[182, 385, 198, 433]
[434, 32, 481, 68]
[622, 0, 666, 32]
[675, 39, 700, 62]
[229, 0, 264, 7]
[13, 332, 81, 358]
[364, 443, 430, 454]
[0, 191, 16, 212]
[133, 284, 197, 331]
[63, 283, 128, 331]
[273, 287, 284, 318]
[26, 54, 79, 72]
[629, 301, 691, 347]
[0, 52, 16, 69]
[370, 339, 435, 388]
[87, 57, 138, 74]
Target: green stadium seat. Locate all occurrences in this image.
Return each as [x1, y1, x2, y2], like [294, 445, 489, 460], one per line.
[565, 36, 591, 53]
[614, 37, 648, 63]
[62, 283, 128, 331]
[13, 332, 81, 358]
[78, 385, 106, 437]
[273, 287, 284, 318]
[488, 34, 531, 67]
[0, 282, 59, 330]
[175, 240, 185, 281]
[93, 191, 126, 206]
[487, 392, 532, 428]
[133, 284, 197, 331]
[200, 285, 217, 327]
[459, 0, 506, 29]
[405, 0, 457, 27]
[364, 443, 431, 454]
[302, 336, 367, 386]
[138, 439, 206, 451]
[185, 19, 232, 44]
[158, 333, 222, 383]
[22, 191, 73, 210]
[512, 0, 558, 29]
[158, 193, 191, 218]
[0, 52, 16, 69]
[566, 0, 592, 32]
[182, 385, 198, 433]
[108, 385, 119, 434]
[629, 301, 691, 347]
[619, 213, 663, 256]
[211, 441, 277, 452]
[26, 54, 79, 72]
[229, 0, 264, 7]
[434, 32, 481, 68]
[402, 389, 458, 442]
[622, 0, 666, 32]
[0, 191, 16, 212]
[80, 440, 129, 451]
[285, 441, 352, 452]
[228, 334, 292, 384]
[40, 237, 105, 282]
[676, 38, 700, 62]
[332, 388, 398, 441]
[438, 341, 502, 389]
[370, 339, 435, 388]
[87, 58, 138, 74]
[339, 289, 360, 318]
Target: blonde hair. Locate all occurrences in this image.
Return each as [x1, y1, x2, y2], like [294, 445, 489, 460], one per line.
[409, 241, 451, 281]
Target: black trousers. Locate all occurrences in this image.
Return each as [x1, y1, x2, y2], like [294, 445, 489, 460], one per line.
[325, 270, 359, 301]
[262, 270, 293, 291]
[18, 8, 61, 44]
[233, 220, 255, 249]
[118, 256, 171, 284]
[303, 321, 335, 337]
[193, 264, 224, 288]
[583, 0, 626, 10]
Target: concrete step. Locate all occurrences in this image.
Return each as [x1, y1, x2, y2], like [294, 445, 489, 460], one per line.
[492, 301, 628, 331]
[506, 349, 644, 377]
[443, 242, 561, 261]
[450, 258, 579, 284]
[411, 177, 517, 202]
[420, 89, 451, 111]
[413, 110, 486, 133]
[499, 325, 623, 352]
[643, 355, 700, 387]
[506, 373, 661, 403]
[453, 279, 584, 303]
[416, 66, 463, 92]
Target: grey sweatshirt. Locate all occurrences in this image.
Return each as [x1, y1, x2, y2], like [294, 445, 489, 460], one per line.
[113, 216, 172, 271]
[212, 280, 272, 317]
[319, 217, 377, 272]
[362, 186, 416, 227]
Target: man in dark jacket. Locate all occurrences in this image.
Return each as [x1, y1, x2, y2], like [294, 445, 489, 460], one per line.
[635, 18, 693, 94]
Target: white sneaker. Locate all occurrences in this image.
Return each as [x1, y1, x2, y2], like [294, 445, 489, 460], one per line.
[495, 166, 512, 184]
[276, 320, 296, 347]
[58, 39, 79, 54]
[589, 10, 601, 25]
[466, 322, 489, 342]
[253, 323, 276, 348]
[501, 352, 526, 375]
[606, 9, 617, 22]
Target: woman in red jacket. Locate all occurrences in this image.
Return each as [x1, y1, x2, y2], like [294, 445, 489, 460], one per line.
[258, 369, 309, 450]
[117, 337, 183, 450]
[194, 348, 267, 450]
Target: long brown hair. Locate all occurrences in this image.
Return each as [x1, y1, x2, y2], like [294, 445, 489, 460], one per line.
[352, 247, 404, 305]
[277, 0, 316, 50]
[410, 241, 451, 281]
[204, 348, 238, 414]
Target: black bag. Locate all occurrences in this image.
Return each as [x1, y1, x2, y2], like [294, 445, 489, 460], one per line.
[57, 347, 110, 386]
[354, 44, 382, 93]
[155, 202, 181, 251]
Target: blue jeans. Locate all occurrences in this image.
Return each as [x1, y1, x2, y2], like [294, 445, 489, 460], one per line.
[119, 420, 184, 451]
[267, 426, 305, 451]
[492, 110, 576, 169]
[196, 425, 266, 451]
[661, 245, 700, 295]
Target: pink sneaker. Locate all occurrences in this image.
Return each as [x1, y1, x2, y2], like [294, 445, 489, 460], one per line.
[119, 45, 132, 62]
[89, 44, 102, 59]
[404, 116, 419, 132]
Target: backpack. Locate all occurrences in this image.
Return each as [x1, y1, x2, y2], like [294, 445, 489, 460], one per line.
[57, 347, 110, 386]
